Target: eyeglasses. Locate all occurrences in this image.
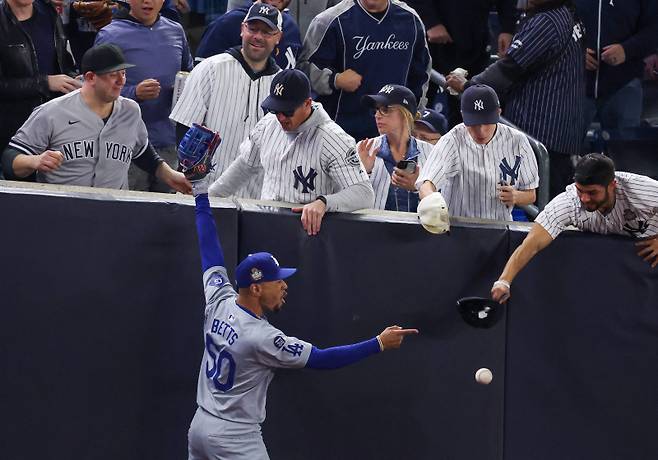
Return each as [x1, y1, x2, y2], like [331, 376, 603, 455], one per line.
[245, 23, 279, 37]
[371, 105, 395, 116]
[268, 108, 296, 118]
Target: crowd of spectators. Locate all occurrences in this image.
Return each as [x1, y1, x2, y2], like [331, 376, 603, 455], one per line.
[1, 0, 657, 232]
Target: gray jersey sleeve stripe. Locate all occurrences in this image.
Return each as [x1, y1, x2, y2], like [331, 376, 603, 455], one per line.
[8, 139, 38, 155]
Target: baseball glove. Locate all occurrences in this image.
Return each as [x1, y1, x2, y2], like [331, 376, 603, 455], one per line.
[177, 124, 221, 182]
[72, 1, 116, 31]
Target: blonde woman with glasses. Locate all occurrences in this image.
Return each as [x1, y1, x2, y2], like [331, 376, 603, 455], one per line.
[358, 84, 435, 212]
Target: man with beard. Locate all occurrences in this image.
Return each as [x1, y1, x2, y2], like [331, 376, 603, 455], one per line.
[196, 0, 301, 70]
[170, 1, 281, 198]
[491, 154, 658, 304]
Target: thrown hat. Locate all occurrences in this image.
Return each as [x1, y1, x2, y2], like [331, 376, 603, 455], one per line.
[261, 69, 311, 114]
[81, 44, 135, 75]
[361, 84, 418, 115]
[235, 252, 297, 288]
[460, 84, 500, 126]
[245, 1, 283, 32]
[414, 108, 448, 135]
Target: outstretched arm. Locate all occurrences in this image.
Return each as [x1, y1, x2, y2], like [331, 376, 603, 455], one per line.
[195, 193, 224, 271]
[306, 326, 418, 370]
[491, 223, 554, 303]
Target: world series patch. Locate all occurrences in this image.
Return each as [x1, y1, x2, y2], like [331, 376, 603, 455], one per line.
[345, 148, 360, 167]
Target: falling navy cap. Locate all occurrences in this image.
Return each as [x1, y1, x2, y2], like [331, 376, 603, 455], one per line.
[261, 69, 311, 113]
[414, 108, 448, 135]
[245, 1, 283, 32]
[460, 84, 500, 126]
[235, 252, 297, 288]
[361, 84, 418, 115]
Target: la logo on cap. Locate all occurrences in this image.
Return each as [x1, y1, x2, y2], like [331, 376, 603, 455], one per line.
[380, 85, 394, 94]
[274, 83, 284, 96]
[259, 5, 270, 13]
[474, 99, 485, 111]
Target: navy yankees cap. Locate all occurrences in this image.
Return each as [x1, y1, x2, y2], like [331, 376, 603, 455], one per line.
[235, 252, 297, 288]
[361, 84, 418, 115]
[460, 84, 500, 126]
[245, 1, 283, 32]
[261, 69, 311, 114]
[414, 108, 448, 135]
[81, 44, 135, 75]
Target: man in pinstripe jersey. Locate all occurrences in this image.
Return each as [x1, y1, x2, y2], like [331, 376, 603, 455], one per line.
[417, 84, 539, 222]
[491, 153, 658, 303]
[170, 2, 282, 198]
[209, 69, 375, 235]
[447, 0, 586, 199]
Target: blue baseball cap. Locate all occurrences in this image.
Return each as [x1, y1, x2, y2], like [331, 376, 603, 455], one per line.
[235, 252, 297, 288]
[361, 84, 418, 115]
[414, 108, 448, 135]
[460, 84, 500, 126]
[261, 69, 311, 114]
[245, 2, 283, 32]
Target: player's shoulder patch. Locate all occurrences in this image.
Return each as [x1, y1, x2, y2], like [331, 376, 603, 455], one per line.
[208, 272, 226, 287]
[344, 147, 360, 167]
[273, 335, 285, 349]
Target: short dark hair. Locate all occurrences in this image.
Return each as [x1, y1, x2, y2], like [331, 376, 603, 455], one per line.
[573, 153, 615, 187]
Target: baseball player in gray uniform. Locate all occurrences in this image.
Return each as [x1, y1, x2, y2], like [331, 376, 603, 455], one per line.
[491, 153, 658, 303]
[1, 44, 190, 192]
[169, 2, 283, 198]
[208, 69, 375, 235]
[187, 160, 417, 459]
[417, 84, 539, 221]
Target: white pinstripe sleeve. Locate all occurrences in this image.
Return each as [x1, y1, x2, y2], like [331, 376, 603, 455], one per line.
[320, 129, 369, 189]
[534, 192, 576, 239]
[208, 122, 265, 197]
[369, 157, 390, 210]
[415, 133, 460, 190]
[169, 58, 212, 126]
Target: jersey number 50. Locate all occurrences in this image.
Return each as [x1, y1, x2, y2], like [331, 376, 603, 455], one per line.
[205, 333, 236, 391]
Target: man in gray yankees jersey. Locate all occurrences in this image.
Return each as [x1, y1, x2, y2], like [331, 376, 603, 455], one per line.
[209, 69, 375, 236]
[190, 174, 417, 459]
[1, 44, 190, 192]
[170, 2, 283, 199]
[417, 84, 538, 221]
[491, 154, 658, 304]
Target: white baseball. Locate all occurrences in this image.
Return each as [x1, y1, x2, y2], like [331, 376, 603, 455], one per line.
[475, 368, 493, 385]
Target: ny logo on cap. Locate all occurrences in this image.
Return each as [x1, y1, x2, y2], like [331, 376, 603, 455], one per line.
[259, 5, 270, 13]
[423, 110, 430, 117]
[380, 85, 394, 94]
[474, 99, 485, 111]
[403, 98, 409, 105]
[274, 83, 284, 96]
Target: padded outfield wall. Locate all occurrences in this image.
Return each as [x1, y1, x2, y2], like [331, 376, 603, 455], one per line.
[1, 183, 656, 460]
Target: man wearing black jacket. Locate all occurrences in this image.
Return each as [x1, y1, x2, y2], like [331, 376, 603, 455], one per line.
[575, 0, 658, 130]
[0, 0, 79, 180]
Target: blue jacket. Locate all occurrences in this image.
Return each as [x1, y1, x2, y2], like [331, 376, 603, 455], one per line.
[195, 7, 302, 70]
[299, 0, 431, 141]
[95, 14, 194, 148]
[575, 0, 658, 98]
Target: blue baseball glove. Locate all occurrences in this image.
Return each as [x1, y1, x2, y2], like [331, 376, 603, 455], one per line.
[177, 123, 221, 182]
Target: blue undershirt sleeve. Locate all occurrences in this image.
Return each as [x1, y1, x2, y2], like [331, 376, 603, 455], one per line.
[195, 194, 225, 271]
[305, 337, 381, 370]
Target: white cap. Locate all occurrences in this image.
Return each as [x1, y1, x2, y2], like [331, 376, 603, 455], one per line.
[417, 192, 450, 234]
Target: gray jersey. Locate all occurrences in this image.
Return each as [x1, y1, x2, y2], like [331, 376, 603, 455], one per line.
[536, 172, 658, 239]
[361, 135, 434, 210]
[416, 123, 539, 221]
[209, 102, 374, 211]
[9, 90, 148, 189]
[169, 52, 278, 198]
[198, 266, 312, 424]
